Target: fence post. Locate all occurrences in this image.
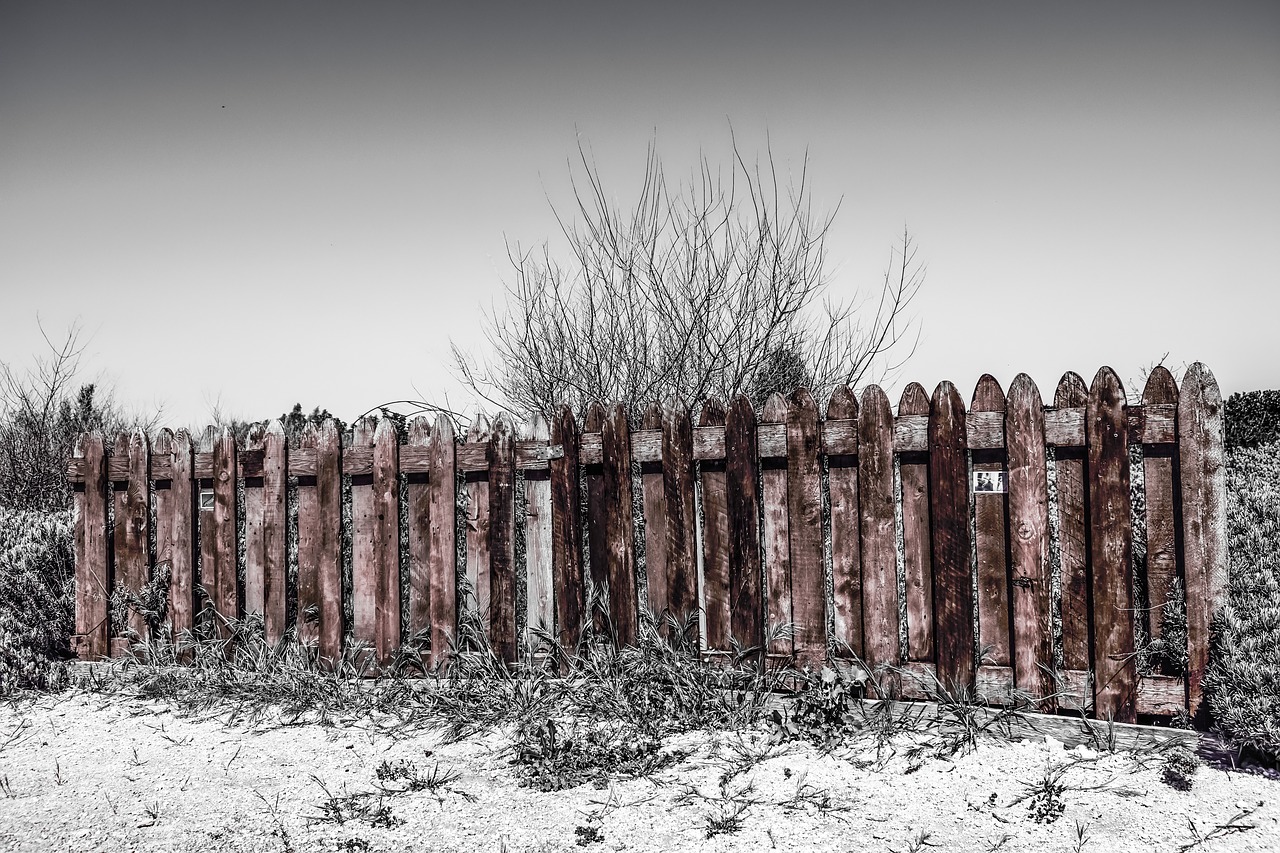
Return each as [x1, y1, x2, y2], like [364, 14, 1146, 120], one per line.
[73, 433, 109, 660]
[930, 381, 974, 694]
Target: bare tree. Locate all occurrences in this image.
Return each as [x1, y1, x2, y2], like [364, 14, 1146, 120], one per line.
[453, 138, 923, 419]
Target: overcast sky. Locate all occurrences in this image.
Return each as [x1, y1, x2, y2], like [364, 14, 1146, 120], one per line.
[2, 1, 1277, 429]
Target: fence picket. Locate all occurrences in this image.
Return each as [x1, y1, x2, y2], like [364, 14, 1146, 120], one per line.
[1087, 367, 1136, 722]
[699, 399, 730, 651]
[243, 425, 267, 625]
[523, 414, 554, 651]
[602, 404, 638, 645]
[859, 386, 898, 677]
[725, 395, 763, 659]
[760, 394, 792, 658]
[898, 383, 933, 664]
[154, 429, 195, 644]
[640, 404, 670, 624]
[825, 387, 860, 659]
[427, 415, 457, 667]
[488, 413, 517, 661]
[262, 421, 287, 644]
[661, 399, 699, 635]
[550, 405, 584, 658]
[351, 418, 379, 659]
[73, 433, 109, 659]
[972, 376, 1012, 681]
[1053, 372, 1091, 703]
[786, 390, 824, 666]
[465, 415, 492, 630]
[1141, 367, 1179, 656]
[315, 420, 344, 661]
[406, 417, 432, 645]
[930, 381, 973, 692]
[373, 418, 401, 663]
[203, 428, 238, 635]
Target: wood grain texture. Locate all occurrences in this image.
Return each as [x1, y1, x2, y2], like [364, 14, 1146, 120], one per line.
[725, 395, 763, 659]
[262, 421, 287, 644]
[206, 428, 238, 636]
[601, 404, 638, 645]
[826, 386, 861, 659]
[406, 417, 432, 645]
[760, 394, 792, 658]
[242, 426, 267, 625]
[1087, 367, 1136, 722]
[786, 389, 825, 665]
[699, 399, 730, 651]
[315, 420, 344, 661]
[662, 399, 699, 636]
[465, 415, 492, 631]
[296, 424, 321, 650]
[640, 404, 669, 623]
[73, 433, 109, 659]
[859, 386, 899, 674]
[583, 403, 608, 638]
[550, 405, 584, 658]
[1006, 374, 1053, 706]
[523, 414, 554, 649]
[1178, 362, 1226, 720]
[155, 430, 195, 644]
[373, 418, 401, 663]
[971, 375, 1012, 668]
[351, 418, 379, 658]
[111, 432, 150, 644]
[427, 415, 457, 667]
[1141, 367, 1179, 652]
[898, 383, 933, 663]
[929, 381, 974, 692]
[1054, 373, 1092, 672]
[488, 413, 517, 662]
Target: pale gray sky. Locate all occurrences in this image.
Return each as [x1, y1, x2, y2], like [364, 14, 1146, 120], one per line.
[2, 1, 1277, 427]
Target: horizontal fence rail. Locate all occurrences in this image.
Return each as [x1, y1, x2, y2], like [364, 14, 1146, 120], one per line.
[68, 364, 1227, 723]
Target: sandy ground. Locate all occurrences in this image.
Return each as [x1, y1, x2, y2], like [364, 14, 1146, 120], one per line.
[0, 691, 1276, 853]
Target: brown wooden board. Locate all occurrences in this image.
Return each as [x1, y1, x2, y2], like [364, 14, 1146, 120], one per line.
[640, 404, 670, 624]
[427, 414, 457, 667]
[725, 395, 763, 659]
[859, 386, 899, 675]
[242, 426, 267, 625]
[929, 381, 974, 693]
[262, 421, 287, 644]
[523, 414, 554, 652]
[73, 434, 109, 659]
[1178, 362, 1226, 720]
[1054, 372, 1092, 677]
[550, 405, 584, 658]
[465, 415, 492, 631]
[373, 418, 401, 663]
[296, 424, 321, 650]
[699, 399, 730, 651]
[488, 413, 517, 662]
[583, 403, 608, 638]
[662, 398, 699, 639]
[898, 383, 934, 663]
[351, 418, 378, 659]
[601, 404, 638, 645]
[760, 394, 792, 658]
[971, 376, 1012, 668]
[786, 389, 825, 666]
[314, 420, 344, 662]
[826, 386, 861, 658]
[1141, 367, 1179, 653]
[1087, 367, 1136, 722]
[406, 417, 432, 646]
[1006, 374, 1053, 706]
[155, 429, 195, 644]
[116, 431, 151, 644]
[205, 429, 237, 636]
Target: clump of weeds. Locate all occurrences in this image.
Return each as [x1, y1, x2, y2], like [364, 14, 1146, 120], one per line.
[1160, 744, 1200, 791]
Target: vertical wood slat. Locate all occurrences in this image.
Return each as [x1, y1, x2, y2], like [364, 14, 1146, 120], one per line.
[296, 424, 321, 651]
[242, 425, 267, 625]
[550, 405, 584, 658]
[351, 418, 378, 658]
[760, 394, 792, 658]
[203, 428, 238, 635]
[662, 399, 699, 636]
[1141, 367, 1179, 653]
[523, 414, 554, 650]
[488, 413, 517, 662]
[426, 415, 457, 667]
[112, 431, 150, 644]
[972, 375, 1012, 670]
[1006, 374, 1053, 706]
[155, 429, 195, 643]
[699, 399, 730, 651]
[73, 433, 109, 659]
[1054, 372, 1092, 679]
[1178, 362, 1226, 720]
[1087, 367, 1137, 722]
[640, 404, 670, 625]
[786, 389, 825, 666]
[725, 396, 763, 659]
[826, 387, 861, 658]
[373, 418, 401, 663]
[898, 383, 934, 663]
[930, 381, 974, 692]
[406, 417, 432, 645]
[601, 404, 638, 646]
[465, 415, 492, 629]
[262, 421, 287, 644]
[315, 420, 344, 661]
[859, 386, 898, 676]
[583, 404, 609, 638]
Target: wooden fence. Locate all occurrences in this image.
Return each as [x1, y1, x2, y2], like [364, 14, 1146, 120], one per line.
[68, 364, 1227, 724]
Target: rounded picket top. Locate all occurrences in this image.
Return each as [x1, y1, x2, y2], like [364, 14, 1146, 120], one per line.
[524, 411, 550, 442]
[552, 404, 578, 444]
[374, 415, 400, 445]
[112, 431, 130, 458]
[431, 412, 456, 444]
[788, 387, 818, 415]
[899, 382, 930, 416]
[491, 411, 516, 443]
[152, 427, 173, 456]
[245, 422, 267, 449]
[699, 397, 726, 427]
[761, 392, 788, 423]
[641, 401, 663, 431]
[407, 415, 431, 445]
[662, 396, 691, 424]
[929, 381, 967, 454]
[1054, 371, 1088, 408]
[266, 418, 286, 441]
[1089, 367, 1128, 407]
[1007, 373, 1045, 413]
[1142, 364, 1179, 405]
[583, 402, 606, 433]
[826, 384, 857, 420]
[466, 412, 492, 444]
[317, 417, 342, 450]
[353, 416, 378, 446]
[972, 374, 1006, 412]
[726, 394, 756, 427]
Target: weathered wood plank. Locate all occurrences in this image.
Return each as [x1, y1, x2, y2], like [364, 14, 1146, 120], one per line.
[426, 415, 457, 667]
[822, 418, 858, 456]
[1054, 373, 1091, 673]
[550, 405, 584, 658]
[155, 429, 195, 644]
[966, 410, 1006, 450]
[761, 394, 792, 658]
[315, 420, 344, 661]
[898, 383, 933, 663]
[1087, 367, 1137, 723]
[663, 399, 700, 636]
[725, 395, 763, 659]
[488, 414, 517, 662]
[640, 405, 670, 625]
[523, 415, 554, 649]
[204, 429, 237, 636]
[929, 381, 974, 692]
[584, 404, 608, 638]
[242, 426, 267, 626]
[756, 422, 787, 459]
[1178, 362, 1226, 720]
[261, 421, 287, 644]
[826, 386, 861, 659]
[406, 417, 433, 646]
[859, 386, 899, 677]
[893, 414, 929, 452]
[296, 425, 321, 651]
[351, 418, 379, 660]
[972, 375, 1012, 669]
[1141, 367, 1179, 654]
[787, 389, 825, 667]
[465, 415, 492, 632]
[699, 400, 731, 652]
[601, 404, 638, 645]
[373, 417, 401, 664]
[1044, 407, 1086, 447]
[116, 431, 151, 644]
[1006, 374, 1053, 706]
[73, 434, 109, 659]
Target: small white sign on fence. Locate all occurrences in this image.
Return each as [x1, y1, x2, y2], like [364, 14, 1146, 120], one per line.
[972, 471, 1007, 493]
